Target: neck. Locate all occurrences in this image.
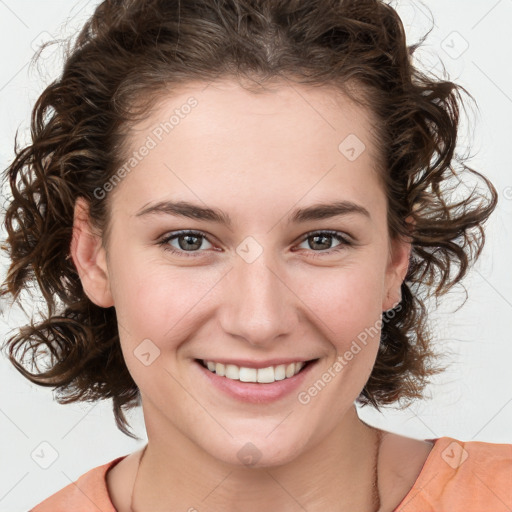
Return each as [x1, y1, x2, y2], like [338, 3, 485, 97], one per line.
[130, 405, 382, 512]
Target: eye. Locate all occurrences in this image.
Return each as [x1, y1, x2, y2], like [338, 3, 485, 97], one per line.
[295, 230, 353, 257]
[157, 230, 214, 257]
[157, 229, 354, 259]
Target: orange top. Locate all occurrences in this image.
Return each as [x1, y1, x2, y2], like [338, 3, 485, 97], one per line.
[30, 436, 512, 511]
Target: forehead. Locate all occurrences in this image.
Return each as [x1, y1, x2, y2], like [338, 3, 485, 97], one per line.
[113, 79, 385, 223]
[137, 78, 378, 154]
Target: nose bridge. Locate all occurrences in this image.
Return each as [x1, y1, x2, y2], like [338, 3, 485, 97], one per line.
[220, 243, 296, 344]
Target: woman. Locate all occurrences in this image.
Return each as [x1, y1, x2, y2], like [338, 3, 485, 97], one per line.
[1, 0, 510, 510]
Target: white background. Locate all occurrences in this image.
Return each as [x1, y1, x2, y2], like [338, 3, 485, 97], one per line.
[0, 1, 511, 510]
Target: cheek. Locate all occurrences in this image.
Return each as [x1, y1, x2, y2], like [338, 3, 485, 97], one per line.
[295, 261, 385, 343]
[110, 249, 217, 346]
[110, 262, 194, 387]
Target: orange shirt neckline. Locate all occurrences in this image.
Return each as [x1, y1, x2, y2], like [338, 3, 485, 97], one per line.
[31, 435, 512, 511]
[100, 437, 442, 511]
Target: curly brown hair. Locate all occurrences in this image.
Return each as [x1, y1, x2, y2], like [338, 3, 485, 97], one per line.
[0, 0, 498, 439]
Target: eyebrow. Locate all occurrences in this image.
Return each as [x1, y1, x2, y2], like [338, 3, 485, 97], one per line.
[135, 199, 371, 226]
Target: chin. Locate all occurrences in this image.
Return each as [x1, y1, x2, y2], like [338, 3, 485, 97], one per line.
[206, 435, 306, 469]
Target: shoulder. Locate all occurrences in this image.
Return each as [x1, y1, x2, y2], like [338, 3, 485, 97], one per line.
[29, 455, 128, 512]
[377, 430, 436, 511]
[393, 436, 512, 512]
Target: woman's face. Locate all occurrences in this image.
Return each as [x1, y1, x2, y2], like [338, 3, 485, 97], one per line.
[77, 79, 410, 466]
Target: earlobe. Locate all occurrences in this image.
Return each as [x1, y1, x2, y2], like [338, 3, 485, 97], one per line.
[70, 197, 114, 308]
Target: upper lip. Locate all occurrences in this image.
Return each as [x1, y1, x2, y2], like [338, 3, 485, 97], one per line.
[197, 358, 318, 369]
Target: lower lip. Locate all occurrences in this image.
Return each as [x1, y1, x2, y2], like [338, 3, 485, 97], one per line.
[194, 359, 318, 404]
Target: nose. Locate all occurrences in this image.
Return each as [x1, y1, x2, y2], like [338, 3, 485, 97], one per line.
[218, 249, 298, 347]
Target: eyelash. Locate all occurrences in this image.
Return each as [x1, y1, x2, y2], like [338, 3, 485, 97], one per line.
[156, 229, 354, 259]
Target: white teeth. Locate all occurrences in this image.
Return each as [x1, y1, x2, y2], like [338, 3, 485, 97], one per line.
[274, 364, 286, 381]
[215, 362, 225, 377]
[225, 364, 239, 380]
[256, 366, 275, 383]
[202, 360, 307, 383]
[239, 367, 257, 382]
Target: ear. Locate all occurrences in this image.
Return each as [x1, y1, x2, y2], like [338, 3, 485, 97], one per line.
[70, 197, 114, 308]
[382, 216, 414, 312]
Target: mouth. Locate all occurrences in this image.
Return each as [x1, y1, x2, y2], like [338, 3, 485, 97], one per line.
[194, 357, 320, 403]
[195, 358, 319, 384]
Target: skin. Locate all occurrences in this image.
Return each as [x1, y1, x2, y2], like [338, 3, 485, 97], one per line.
[71, 78, 433, 511]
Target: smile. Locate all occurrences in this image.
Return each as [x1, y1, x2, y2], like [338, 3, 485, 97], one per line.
[195, 357, 319, 403]
[199, 359, 312, 383]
